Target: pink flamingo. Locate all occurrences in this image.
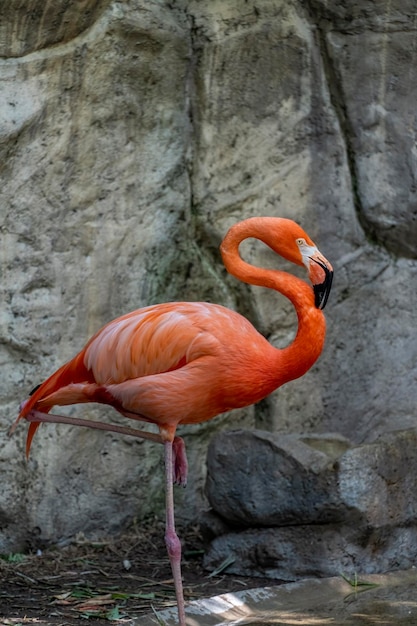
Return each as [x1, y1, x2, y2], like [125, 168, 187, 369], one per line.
[11, 217, 333, 625]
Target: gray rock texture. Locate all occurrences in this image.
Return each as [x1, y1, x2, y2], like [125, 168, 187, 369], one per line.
[203, 429, 417, 579]
[204, 524, 417, 580]
[206, 431, 350, 527]
[1, 0, 417, 551]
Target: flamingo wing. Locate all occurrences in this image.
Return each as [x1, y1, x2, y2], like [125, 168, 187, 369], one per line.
[83, 302, 221, 384]
[18, 302, 224, 422]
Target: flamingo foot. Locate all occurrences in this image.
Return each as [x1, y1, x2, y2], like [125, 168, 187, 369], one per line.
[172, 437, 188, 487]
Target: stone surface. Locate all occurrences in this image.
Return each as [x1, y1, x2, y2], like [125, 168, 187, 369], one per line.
[1, 0, 417, 550]
[203, 428, 417, 579]
[206, 428, 417, 529]
[204, 524, 417, 581]
[147, 570, 417, 625]
[312, 0, 417, 259]
[206, 430, 351, 527]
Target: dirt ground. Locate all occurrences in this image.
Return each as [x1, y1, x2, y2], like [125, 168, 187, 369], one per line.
[0, 520, 276, 625]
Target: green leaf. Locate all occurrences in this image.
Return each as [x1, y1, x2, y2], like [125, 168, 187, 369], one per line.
[208, 554, 235, 577]
[1, 553, 26, 563]
[106, 606, 123, 620]
[110, 591, 156, 600]
[340, 572, 379, 600]
[70, 587, 95, 599]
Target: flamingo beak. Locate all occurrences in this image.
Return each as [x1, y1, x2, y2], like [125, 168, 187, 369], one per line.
[297, 240, 333, 310]
[312, 258, 333, 309]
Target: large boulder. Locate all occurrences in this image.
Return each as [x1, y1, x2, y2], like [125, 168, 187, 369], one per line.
[206, 431, 350, 527]
[203, 428, 417, 579]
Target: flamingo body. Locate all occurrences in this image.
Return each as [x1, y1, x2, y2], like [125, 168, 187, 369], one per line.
[12, 217, 333, 625]
[26, 301, 319, 432]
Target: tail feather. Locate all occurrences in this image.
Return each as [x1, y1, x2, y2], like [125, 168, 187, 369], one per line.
[13, 350, 93, 454]
[26, 421, 41, 458]
[21, 351, 91, 416]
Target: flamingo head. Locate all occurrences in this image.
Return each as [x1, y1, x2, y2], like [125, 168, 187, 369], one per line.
[267, 219, 333, 310]
[295, 237, 333, 309]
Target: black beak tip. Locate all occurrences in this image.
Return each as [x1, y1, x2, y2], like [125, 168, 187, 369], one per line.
[314, 270, 333, 310]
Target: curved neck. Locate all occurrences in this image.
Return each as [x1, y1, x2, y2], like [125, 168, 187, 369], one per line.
[220, 217, 314, 309]
[220, 217, 327, 387]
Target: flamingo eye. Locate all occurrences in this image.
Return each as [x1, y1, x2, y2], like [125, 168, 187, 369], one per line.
[296, 238, 306, 246]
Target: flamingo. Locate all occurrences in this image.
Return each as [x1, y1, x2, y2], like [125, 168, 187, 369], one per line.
[11, 217, 333, 625]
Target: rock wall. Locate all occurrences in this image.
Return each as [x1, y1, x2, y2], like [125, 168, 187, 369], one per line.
[1, 0, 417, 551]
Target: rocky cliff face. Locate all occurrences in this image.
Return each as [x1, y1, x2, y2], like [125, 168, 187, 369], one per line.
[1, 0, 417, 551]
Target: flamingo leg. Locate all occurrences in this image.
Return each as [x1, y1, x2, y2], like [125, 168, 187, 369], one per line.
[20, 409, 165, 443]
[164, 440, 186, 626]
[16, 410, 189, 485]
